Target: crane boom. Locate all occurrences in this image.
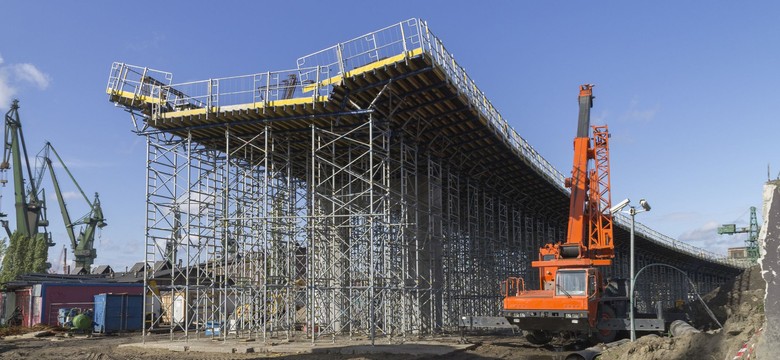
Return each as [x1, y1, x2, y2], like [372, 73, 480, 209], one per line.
[1, 100, 51, 244]
[37, 142, 106, 270]
[44, 151, 77, 248]
[503, 85, 623, 345]
[535, 85, 613, 268]
[565, 85, 593, 249]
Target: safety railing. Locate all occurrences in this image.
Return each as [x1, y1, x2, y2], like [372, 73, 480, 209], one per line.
[297, 19, 422, 86]
[107, 19, 740, 268]
[415, 21, 567, 190]
[411, 20, 739, 268]
[107, 63, 332, 119]
[106, 63, 172, 101]
[501, 277, 526, 297]
[295, 19, 566, 190]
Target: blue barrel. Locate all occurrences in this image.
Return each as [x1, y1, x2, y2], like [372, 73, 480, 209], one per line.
[93, 293, 143, 333]
[204, 321, 222, 336]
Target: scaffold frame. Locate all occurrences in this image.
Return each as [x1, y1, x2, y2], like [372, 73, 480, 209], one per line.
[107, 18, 743, 343]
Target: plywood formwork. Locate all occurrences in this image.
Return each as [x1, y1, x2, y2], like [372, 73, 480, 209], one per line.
[107, 19, 743, 343]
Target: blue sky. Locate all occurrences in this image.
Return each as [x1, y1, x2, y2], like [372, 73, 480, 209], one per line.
[1, 1, 778, 271]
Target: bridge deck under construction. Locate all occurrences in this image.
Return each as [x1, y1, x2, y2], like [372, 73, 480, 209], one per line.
[107, 18, 743, 342]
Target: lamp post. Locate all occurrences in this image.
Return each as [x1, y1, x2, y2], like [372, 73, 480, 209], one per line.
[611, 198, 651, 342]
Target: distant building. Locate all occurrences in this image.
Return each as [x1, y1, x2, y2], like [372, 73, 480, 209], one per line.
[91, 265, 114, 275]
[728, 246, 748, 259]
[70, 266, 88, 275]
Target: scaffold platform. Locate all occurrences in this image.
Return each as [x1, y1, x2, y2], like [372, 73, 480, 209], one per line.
[107, 18, 743, 343]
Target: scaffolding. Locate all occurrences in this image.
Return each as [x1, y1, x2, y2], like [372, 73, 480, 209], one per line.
[107, 18, 743, 342]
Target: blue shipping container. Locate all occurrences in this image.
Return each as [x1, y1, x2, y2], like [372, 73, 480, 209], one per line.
[93, 293, 143, 333]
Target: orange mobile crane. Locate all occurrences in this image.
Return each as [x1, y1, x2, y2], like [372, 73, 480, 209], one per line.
[501, 85, 643, 344]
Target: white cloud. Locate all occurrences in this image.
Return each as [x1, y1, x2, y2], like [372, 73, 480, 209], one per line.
[13, 63, 50, 89]
[677, 220, 744, 255]
[0, 55, 51, 108]
[0, 67, 15, 107]
[678, 221, 719, 242]
[126, 33, 167, 52]
[61, 191, 82, 200]
[620, 98, 659, 123]
[46, 190, 86, 204]
[591, 110, 610, 126]
[176, 191, 215, 215]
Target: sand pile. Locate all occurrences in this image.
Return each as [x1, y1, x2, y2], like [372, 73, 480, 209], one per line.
[600, 265, 765, 360]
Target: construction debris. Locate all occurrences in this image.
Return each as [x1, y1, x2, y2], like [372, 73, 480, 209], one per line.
[756, 181, 780, 359]
[599, 265, 765, 360]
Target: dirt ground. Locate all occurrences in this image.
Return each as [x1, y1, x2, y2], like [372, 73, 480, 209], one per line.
[0, 331, 577, 360]
[600, 265, 766, 360]
[3, 266, 765, 360]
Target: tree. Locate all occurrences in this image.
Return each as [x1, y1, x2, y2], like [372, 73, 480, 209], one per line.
[32, 234, 48, 273]
[0, 232, 50, 285]
[25, 233, 37, 272]
[0, 232, 23, 284]
[0, 237, 7, 275]
[0, 237, 6, 265]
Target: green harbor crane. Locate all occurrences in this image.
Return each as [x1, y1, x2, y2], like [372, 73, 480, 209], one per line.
[0, 100, 52, 246]
[36, 142, 106, 270]
[0, 100, 106, 272]
[717, 206, 760, 262]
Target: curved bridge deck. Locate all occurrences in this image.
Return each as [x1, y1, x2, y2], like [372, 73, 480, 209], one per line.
[107, 18, 742, 341]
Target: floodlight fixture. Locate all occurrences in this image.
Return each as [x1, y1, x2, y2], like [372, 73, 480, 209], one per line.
[611, 198, 631, 214]
[639, 199, 651, 212]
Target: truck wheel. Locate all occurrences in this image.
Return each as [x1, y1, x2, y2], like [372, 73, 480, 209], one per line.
[594, 305, 617, 343]
[525, 330, 552, 345]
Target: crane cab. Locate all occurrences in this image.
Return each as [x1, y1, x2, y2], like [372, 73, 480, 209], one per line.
[500, 85, 620, 344]
[554, 268, 599, 298]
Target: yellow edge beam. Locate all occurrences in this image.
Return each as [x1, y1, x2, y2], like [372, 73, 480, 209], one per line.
[302, 47, 423, 93]
[160, 107, 211, 119]
[109, 87, 327, 120]
[108, 46, 425, 115]
[107, 89, 164, 104]
[159, 96, 328, 120]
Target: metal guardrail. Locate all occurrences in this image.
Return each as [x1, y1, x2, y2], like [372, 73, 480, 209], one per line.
[295, 19, 567, 192]
[297, 19, 422, 88]
[107, 19, 742, 268]
[106, 63, 332, 118]
[106, 63, 172, 100]
[298, 18, 740, 268]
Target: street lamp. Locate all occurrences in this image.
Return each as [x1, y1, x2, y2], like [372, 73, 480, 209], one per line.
[612, 198, 651, 342]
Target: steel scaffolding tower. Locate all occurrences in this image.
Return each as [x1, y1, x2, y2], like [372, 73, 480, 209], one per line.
[107, 18, 743, 343]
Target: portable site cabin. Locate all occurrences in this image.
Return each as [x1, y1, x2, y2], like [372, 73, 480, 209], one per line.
[2, 274, 142, 327]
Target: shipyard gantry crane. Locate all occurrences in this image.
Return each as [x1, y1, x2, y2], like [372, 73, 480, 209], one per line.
[1, 100, 106, 272]
[718, 206, 760, 262]
[1, 100, 52, 246]
[36, 142, 106, 270]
